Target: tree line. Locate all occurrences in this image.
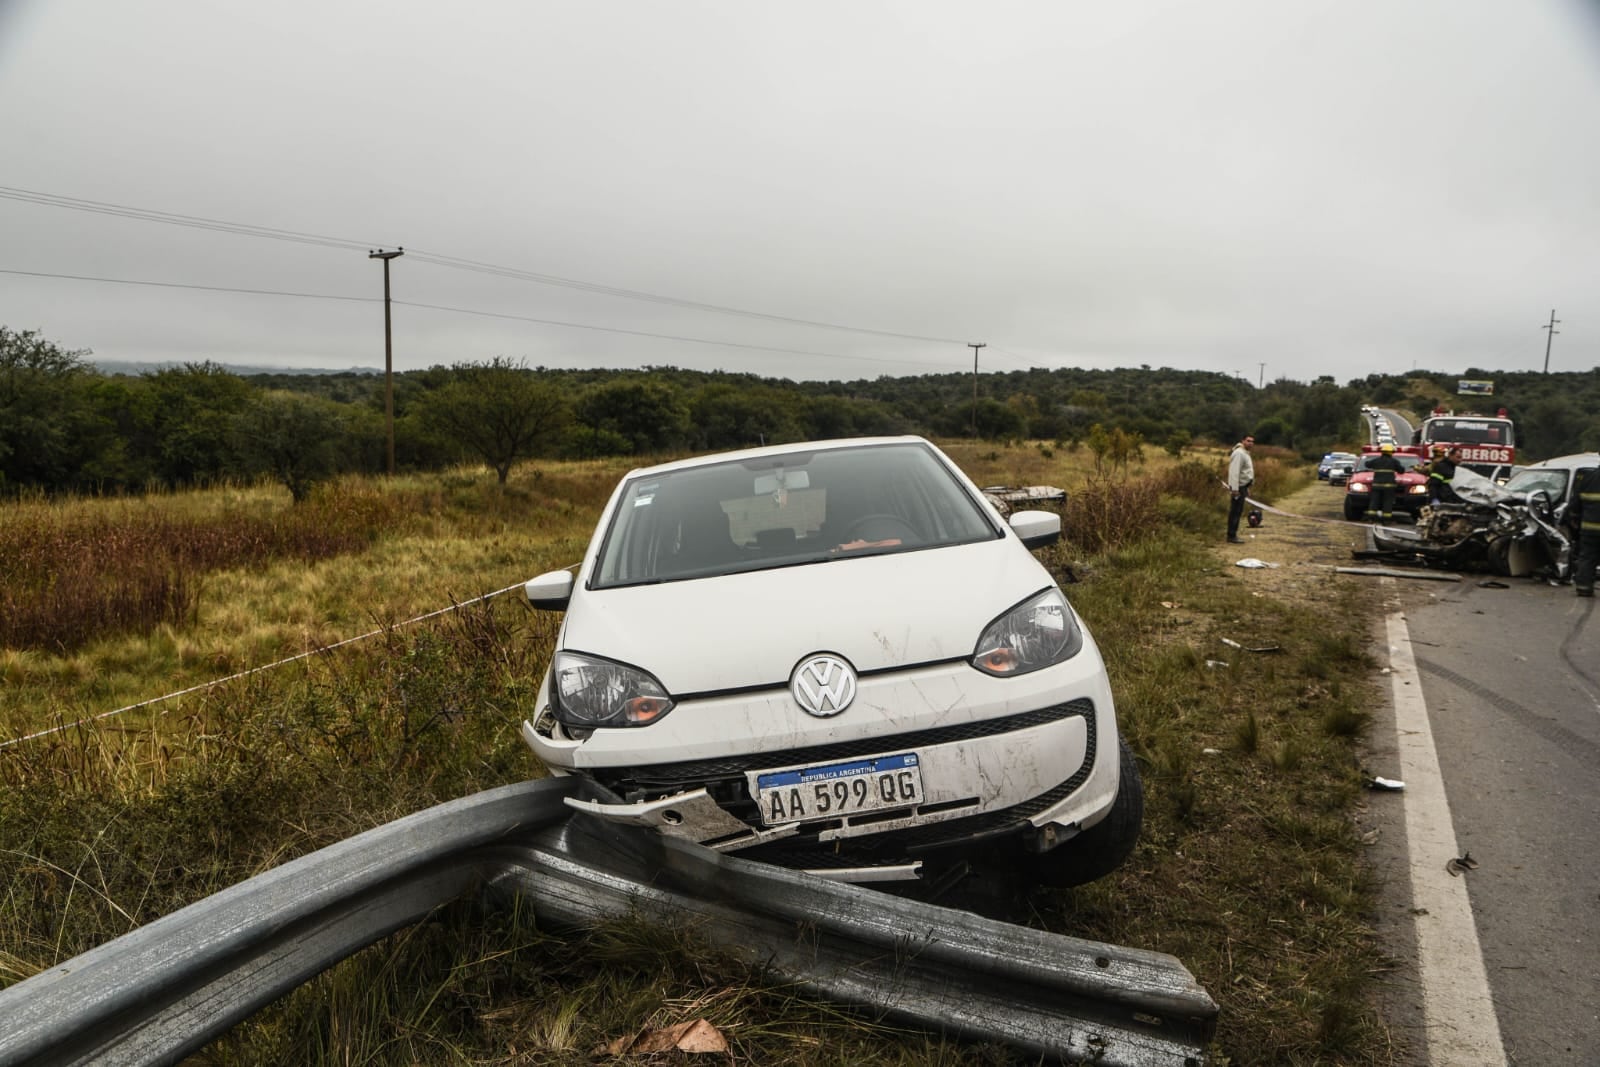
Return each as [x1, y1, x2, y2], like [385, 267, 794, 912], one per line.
[4, 324, 1596, 499]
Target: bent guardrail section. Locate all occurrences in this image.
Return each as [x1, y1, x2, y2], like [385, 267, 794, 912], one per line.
[0, 779, 581, 1067]
[496, 816, 1216, 1066]
[0, 781, 1216, 1067]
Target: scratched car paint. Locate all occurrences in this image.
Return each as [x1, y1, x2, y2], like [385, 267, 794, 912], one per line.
[520, 436, 1142, 886]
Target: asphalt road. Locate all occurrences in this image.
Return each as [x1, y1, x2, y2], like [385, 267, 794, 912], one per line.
[1383, 575, 1600, 1064]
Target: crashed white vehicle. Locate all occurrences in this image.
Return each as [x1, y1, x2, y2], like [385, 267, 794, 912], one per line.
[521, 436, 1142, 886]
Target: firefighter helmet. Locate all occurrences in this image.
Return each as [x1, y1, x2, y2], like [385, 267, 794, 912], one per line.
[1380, 442, 1395, 453]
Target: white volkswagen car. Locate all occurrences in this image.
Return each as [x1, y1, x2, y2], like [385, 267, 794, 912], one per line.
[521, 436, 1141, 886]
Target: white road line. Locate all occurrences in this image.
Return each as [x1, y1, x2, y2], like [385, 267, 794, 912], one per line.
[1385, 611, 1507, 1065]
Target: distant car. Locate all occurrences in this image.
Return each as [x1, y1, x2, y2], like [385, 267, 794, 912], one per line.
[519, 436, 1142, 888]
[1328, 460, 1358, 486]
[1344, 453, 1428, 520]
[1318, 452, 1358, 480]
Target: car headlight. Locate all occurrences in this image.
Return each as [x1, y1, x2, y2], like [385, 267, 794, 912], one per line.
[549, 651, 675, 728]
[972, 588, 1083, 677]
[1349, 483, 1369, 494]
[1407, 484, 1428, 495]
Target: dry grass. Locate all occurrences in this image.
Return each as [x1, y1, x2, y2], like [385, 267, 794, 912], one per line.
[0, 441, 1402, 1065]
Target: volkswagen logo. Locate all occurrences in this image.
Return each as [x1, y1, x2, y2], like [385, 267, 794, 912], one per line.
[790, 654, 857, 717]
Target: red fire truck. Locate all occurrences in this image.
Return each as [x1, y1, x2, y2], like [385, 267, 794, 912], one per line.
[1403, 412, 1516, 474]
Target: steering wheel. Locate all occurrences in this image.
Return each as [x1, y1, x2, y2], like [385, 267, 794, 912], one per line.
[1525, 489, 1554, 518]
[843, 513, 921, 545]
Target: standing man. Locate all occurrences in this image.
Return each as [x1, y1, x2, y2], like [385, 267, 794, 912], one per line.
[1226, 434, 1255, 544]
[1365, 443, 1403, 523]
[1573, 466, 1600, 597]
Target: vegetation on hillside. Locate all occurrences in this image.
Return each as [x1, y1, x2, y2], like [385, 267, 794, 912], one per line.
[8, 322, 1596, 499]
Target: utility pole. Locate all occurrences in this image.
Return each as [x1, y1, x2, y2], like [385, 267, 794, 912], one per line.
[968, 342, 986, 438]
[1258, 363, 1265, 388]
[369, 247, 404, 475]
[1541, 308, 1560, 374]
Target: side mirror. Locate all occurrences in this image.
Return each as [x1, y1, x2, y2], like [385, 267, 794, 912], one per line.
[524, 570, 575, 611]
[1009, 510, 1061, 550]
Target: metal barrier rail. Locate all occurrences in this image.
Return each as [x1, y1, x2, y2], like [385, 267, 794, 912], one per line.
[0, 781, 1216, 1067]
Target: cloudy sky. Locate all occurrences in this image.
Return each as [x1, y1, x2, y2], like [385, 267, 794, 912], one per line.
[2, 1, 1597, 384]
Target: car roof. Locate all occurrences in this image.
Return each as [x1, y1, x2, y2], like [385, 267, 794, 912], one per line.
[619, 435, 933, 479]
[1525, 452, 1600, 473]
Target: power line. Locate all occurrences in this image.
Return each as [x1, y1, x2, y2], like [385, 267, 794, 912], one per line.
[0, 186, 379, 253]
[0, 184, 967, 346]
[399, 248, 966, 345]
[0, 267, 375, 302]
[1, 265, 949, 369]
[394, 299, 947, 369]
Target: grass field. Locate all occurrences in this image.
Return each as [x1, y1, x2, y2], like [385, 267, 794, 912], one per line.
[0, 439, 1400, 1065]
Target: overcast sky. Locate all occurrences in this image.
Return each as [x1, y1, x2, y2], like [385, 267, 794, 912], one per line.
[2, 1, 1597, 385]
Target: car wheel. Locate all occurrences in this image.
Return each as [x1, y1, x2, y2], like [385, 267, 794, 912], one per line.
[1343, 499, 1365, 521]
[1019, 738, 1144, 889]
[1486, 535, 1513, 577]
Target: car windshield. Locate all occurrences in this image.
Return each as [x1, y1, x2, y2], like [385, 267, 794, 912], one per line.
[1502, 468, 1569, 499]
[591, 441, 1002, 588]
[1424, 418, 1514, 447]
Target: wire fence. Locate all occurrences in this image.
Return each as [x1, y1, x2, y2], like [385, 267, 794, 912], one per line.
[0, 581, 532, 751]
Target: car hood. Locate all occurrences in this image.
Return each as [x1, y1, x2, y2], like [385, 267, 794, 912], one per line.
[560, 538, 1057, 693]
[1347, 470, 1424, 486]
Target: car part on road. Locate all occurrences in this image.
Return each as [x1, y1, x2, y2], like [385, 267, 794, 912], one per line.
[0, 779, 1217, 1067]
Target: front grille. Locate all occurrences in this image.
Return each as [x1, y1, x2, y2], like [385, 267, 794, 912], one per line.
[591, 698, 1097, 861]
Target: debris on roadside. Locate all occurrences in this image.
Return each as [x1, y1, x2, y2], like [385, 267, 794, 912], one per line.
[1365, 776, 1405, 792]
[600, 1019, 731, 1056]
[1221, 636, 1282, 654]
[1446, 852, 1481, 876]
[1336, 566, 1463, 582]
[982, 484, 1067, 518]
[1235, 558, 1280, 569]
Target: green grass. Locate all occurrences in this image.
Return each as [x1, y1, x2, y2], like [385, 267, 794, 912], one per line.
[0, 443, 1401, 1065]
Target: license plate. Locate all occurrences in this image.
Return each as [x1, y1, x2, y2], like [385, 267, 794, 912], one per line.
[753, 752, 923, 825]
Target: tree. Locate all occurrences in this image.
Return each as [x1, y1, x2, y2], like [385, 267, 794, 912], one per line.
[573, 377, 690, 455]
[689, 383, 802, 450]
[0, 327, 102, 493]
[136, 362, 256, 487]
[231, 391, 345, 503]
[418, 358, 570, 484]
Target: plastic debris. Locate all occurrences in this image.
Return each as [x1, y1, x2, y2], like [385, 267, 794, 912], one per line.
[1366, 777, 1405, 791]
[1235, 558, 1280, 569]
[1204, 659, 1230, 669]
[1445, 852, 1480, 876]
[1220, 637, 1243, 648]
[1202, 747, 1221, 755]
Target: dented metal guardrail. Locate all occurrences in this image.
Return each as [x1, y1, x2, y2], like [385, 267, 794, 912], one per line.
[0, 779, 1217, 1067]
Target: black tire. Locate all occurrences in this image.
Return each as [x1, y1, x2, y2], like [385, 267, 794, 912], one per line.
[1023, 737, 1144, 889]
[1486, 535, 1513, 577]
[1343, 498, 1367, 522]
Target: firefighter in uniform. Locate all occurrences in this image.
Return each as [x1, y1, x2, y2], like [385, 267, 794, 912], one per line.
[1365, 442, 1403, 523]
[1423, 444, 1459, 505]
[1573, 466, 1600, 598]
